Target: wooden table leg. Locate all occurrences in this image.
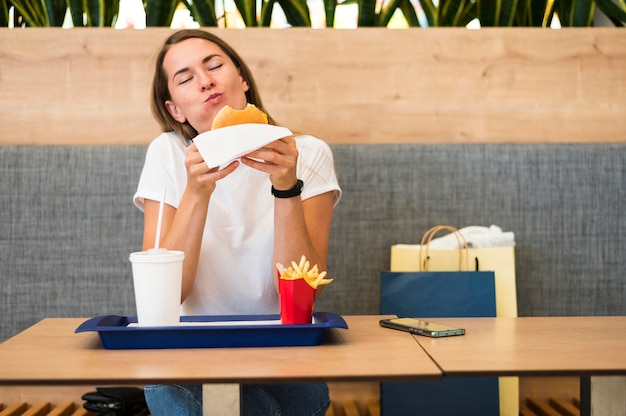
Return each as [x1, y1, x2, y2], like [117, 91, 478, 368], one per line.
[202, 384, 240, 416]
[591, 376, 626, 416]
[580, 376, 590, 416]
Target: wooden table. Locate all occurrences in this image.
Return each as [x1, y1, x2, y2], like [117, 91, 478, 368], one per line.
[3, 315, 625, 415]
[0, 315, 441, 386]
[411, 316, 626, 416]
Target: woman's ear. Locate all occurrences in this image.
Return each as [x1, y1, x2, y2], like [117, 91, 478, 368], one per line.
[165, 100, 187, 123]
[240, 73, 250, 93]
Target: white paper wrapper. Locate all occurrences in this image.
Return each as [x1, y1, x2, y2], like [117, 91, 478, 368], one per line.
[194, 124, 293, 168]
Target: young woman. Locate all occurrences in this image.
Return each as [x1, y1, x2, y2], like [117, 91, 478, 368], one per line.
[133, 29, 341, 416]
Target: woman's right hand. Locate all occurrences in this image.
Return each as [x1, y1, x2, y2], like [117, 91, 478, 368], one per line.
[185, 143, 238, 198]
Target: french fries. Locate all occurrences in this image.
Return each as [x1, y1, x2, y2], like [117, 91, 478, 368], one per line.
[276, 255, 333, 289]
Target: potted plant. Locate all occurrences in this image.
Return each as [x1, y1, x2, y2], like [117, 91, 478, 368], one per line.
[3, 0, 625, 27]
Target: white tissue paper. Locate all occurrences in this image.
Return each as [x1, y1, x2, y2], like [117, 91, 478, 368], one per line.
[426, 225, 515, 249]
[194, 124, 293, 169]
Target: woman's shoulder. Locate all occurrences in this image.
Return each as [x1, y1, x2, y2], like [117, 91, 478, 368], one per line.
[294, 134, 342, 205]
[145, 132, 188, 159]
[294, 133, 325, 144]
[148, 131, 188, 150]
[294, 134, 333, 155]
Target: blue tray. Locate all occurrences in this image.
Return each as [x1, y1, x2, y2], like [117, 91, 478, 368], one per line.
[75, 312, 348, 350]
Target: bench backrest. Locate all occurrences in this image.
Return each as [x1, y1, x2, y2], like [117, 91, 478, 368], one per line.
[2, 144, 624, 341]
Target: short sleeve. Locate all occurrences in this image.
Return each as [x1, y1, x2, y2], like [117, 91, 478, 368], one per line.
[295, 135, 342, 207]
[133, 133, 188, 211]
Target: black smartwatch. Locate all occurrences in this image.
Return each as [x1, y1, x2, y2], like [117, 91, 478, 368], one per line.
[271, 179, 304, 198]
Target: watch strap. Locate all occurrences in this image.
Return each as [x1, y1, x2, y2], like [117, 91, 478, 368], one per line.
[271, 179, 304, 198]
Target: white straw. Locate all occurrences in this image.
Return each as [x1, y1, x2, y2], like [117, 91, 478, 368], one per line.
[154, 188, 166, 250]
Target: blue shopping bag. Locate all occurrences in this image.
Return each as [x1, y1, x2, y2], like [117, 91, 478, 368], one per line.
[380, 270, 497, 319]
[380, 269, 499, 416]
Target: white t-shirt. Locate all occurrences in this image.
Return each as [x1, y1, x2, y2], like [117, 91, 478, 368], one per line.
[133, 132, 342, 316]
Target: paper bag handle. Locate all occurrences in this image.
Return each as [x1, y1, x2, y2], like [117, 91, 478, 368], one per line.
[418, 225, 469, 271]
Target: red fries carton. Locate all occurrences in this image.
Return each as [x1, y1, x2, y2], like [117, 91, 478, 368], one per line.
[276, 256, 333, 325]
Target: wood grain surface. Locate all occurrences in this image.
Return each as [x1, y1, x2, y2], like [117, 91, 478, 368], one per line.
[0, 28, 624, 144]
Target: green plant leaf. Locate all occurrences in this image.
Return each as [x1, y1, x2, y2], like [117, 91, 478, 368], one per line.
[357, 0, 376, 26]
[478, 0, 496, 25]
[232, 0, 255, 26]
[10, 0, 47, 26]
[68, 0, 84, 26]
[479, 0, 518, 26]
[106, 0, 119, 25]
[399, 0, 421, 26]
[533, 0, 550, 26]
[189, 0, 218, 26]
[458, 0, 477, 25]
[5, 0, 624, 28]
[83, 0, 100, 26]
[323, 0, 336, 26]
[457, 0, 476, 26]
[439, 0, 470, 26]
[260, 0, 275, 26]
[555, 0, 570, 25]
[81, 0, 118, 26]
[517, 0, 550, 27]
[377, 0, 402, 26]
[42, 0, 65, 26]
[145, 0, 177, 26]
[1, 0, 8, 26]
[544, 0, 557, 26]
[277, 0, 311, 26]
[418, 0, 438, 26]
[595, 0, 626, 25]
[569, 0, 595, 26]
[439, 0, 458, 25]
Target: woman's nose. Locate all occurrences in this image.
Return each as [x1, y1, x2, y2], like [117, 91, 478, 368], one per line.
[198, 72, 215, 90]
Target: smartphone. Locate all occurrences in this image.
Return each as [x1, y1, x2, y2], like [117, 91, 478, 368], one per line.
[379, 317, 465, 337]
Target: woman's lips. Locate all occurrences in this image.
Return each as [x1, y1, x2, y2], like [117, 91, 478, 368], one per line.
[205, 93, 222, 105]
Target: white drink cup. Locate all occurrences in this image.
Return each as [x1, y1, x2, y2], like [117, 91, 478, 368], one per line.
[129, 248, 185, 326]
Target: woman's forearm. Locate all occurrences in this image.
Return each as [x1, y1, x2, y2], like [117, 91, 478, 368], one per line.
[273, 192, 335, 289]
[163, 191, 210, 301]
[143, 190, 209, 302]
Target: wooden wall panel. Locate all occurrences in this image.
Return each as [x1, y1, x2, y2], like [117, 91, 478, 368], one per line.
[0, 28, 624, 144]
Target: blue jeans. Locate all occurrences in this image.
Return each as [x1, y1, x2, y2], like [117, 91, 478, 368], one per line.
[144, 383, 330, 416]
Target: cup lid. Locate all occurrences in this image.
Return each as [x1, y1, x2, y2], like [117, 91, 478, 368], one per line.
[129, 249, 184, 262]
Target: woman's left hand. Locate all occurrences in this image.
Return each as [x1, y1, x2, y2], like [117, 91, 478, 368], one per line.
[240, 135, 299, 190]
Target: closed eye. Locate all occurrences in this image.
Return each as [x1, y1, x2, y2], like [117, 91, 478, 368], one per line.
[172, 55, 224, 85]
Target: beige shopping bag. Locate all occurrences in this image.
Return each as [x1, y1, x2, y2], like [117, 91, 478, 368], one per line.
[391, 245, 517, 318]
[390, 225, 519, 416]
